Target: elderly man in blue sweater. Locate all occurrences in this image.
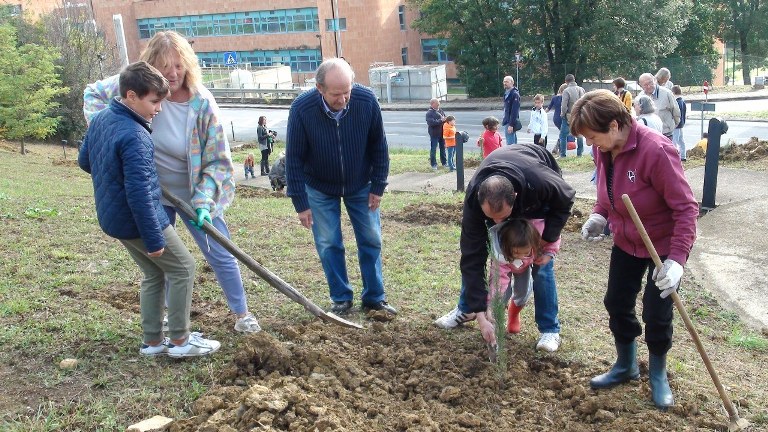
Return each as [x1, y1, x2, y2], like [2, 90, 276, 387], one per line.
[286, 58, 396, 315]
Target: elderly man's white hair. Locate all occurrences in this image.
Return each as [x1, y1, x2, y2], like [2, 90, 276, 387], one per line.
[315, 58, 355, 86]
[638, 73, 655, 84]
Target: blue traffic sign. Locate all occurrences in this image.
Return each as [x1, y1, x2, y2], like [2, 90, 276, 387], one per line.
[223, 51, 238, 66]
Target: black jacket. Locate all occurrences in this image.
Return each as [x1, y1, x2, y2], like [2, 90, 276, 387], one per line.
[460, 144, 575, 312]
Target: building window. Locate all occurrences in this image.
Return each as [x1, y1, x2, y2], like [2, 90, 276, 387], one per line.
[136, 8, 319, 39]
[401, 47, 408, 65]
[398, 5, 405, 31]
[1, 3, 22, 17]
[421, 38, 452, 63]
[196, 48, 322, 73]
[325, 18, 346, 31]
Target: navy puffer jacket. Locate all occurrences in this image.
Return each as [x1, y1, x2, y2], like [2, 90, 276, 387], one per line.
[79, 99, 169, 253]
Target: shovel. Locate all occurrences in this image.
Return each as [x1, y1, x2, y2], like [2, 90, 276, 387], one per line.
[622, 194, 749, 431]
[162, 187, 363, 330]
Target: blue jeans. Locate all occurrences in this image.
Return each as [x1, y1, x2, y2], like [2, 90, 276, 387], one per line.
[429, 136, 447, 168]
[164, 206, 249, 315]
[558, 119, 585, 157]
[672, 128, 686, 160]
[306, 183, 385, 304]
[446, 146, 456, 170]
[458, 259, 560, 333]
[505, 128, 518, 145]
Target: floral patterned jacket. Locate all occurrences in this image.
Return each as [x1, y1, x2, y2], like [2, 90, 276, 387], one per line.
[83, 74, 235, 217]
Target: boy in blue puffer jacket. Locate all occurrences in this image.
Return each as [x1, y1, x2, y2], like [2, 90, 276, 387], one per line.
[79, 62, 220, 358]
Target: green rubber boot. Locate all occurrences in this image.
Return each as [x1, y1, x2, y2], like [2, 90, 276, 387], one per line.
[590, 341, 640, 389]
[649, 353, 674, 409]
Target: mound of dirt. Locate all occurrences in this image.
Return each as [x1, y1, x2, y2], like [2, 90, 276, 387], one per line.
[171, 320, 730, 431]
[688, 137, 768, 162]
[721, 137, 768, 161]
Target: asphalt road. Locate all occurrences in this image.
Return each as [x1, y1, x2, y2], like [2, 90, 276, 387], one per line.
[220, 98, 768, 153]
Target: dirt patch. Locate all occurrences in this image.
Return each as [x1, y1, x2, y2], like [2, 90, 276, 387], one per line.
[52, 158, 79, 167]
[387, 199, 595, 232]
[387, 202, 463, 226]
[170, 320, 732, 432]
[236, 185, 286, 199]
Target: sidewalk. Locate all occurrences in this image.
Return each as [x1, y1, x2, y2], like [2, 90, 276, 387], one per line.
[221, 88, 768, 112]
[236, 164, 768, 331]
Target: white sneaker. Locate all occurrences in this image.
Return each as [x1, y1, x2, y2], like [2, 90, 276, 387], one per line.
[140, 337, 170, 356]
[168, 332, 221, 358]
[536, 333, 561, 352]
[234, 313, 262, 333]
[434, 306, 477, 329]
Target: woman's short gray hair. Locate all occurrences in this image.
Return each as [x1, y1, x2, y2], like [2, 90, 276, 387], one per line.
[634, 94, 656, 115]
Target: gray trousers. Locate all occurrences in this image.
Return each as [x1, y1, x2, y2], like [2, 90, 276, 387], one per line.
[120, 225, 195, 343]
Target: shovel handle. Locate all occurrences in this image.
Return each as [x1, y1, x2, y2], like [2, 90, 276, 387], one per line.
[621, 194, 741, 422]
[161, 187, 362, 329]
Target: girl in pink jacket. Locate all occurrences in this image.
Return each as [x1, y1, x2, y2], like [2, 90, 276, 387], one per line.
[482, 218, 561, 339]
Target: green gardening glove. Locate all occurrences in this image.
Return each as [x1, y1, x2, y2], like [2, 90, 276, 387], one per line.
[190, 208, 212, 230]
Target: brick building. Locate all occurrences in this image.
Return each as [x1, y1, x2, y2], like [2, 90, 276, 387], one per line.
[42, 0, 456, 86]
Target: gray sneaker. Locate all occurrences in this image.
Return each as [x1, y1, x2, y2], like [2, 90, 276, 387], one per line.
[434, 306, 476, 329]
[168, 332, 220, 358]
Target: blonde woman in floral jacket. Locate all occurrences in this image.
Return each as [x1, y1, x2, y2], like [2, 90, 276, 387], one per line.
[84, 31, 261, 335]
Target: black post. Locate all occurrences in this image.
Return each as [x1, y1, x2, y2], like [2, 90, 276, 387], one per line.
[456, 137, 465, 192]
[701, 118, 729, 210]
[231, 121, 235, 142]
[61, 140, 68, 159]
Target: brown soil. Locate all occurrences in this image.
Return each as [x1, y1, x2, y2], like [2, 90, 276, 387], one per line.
[168, 197, 731, 432]
[169, 320, 727, 432]
[687, 137, 768, 161]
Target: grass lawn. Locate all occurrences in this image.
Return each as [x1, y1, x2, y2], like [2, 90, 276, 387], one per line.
[0, 141, 766, 431]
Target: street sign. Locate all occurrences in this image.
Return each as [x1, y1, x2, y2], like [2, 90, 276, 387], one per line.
[392, 77, 404, 83]
[691, 102, 715, 111]
[223, 51, 238, 66]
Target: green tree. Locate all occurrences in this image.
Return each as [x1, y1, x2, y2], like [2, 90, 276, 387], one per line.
[719, 0, 768, 85]
[409, 0, 519, 96]
[12, 4, 119, 142]
[0, 24, 68, 154]
[661, 0, 721, 85]
[409, 0, 696, 96]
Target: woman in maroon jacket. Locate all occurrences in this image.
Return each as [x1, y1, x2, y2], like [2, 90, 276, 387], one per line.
[570, 90, 699, 410]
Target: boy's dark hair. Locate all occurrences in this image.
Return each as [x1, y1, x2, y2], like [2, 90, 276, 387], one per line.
[612, 77, 626, 88]
[119, 61, 170, 99]
[499, 219, 542, 260]
[445, 115, 455, 122]
[671, 85, 682, 96]
[482, 116, 500, 129]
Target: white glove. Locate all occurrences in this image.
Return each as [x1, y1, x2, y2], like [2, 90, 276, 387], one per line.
[581, 213, 608, 242]
[652, 259, 683, 298]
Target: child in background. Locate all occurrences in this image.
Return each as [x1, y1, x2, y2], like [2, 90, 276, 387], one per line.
[527, 94, 548, 149]
[244, 153, 256, 179]
[478, 116, 503, 158]
[443, 115, 457, 171]
[479, 218, 561, 339]
[695, 132, 709, 152]
[78, 61, 220, 358]
[672, 85, 687, 161]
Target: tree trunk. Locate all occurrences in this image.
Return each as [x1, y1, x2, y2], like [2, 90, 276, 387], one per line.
[20, 139, 26, 155]
[739, 32, 751, 85]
